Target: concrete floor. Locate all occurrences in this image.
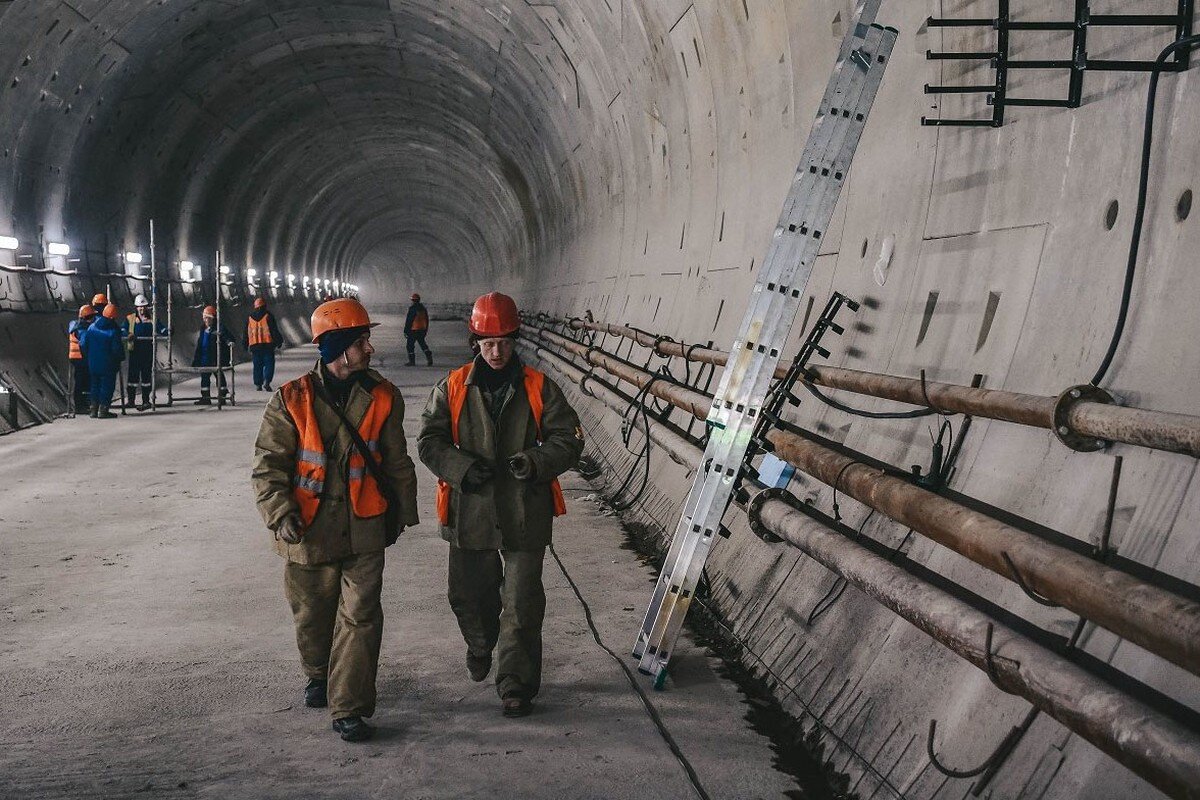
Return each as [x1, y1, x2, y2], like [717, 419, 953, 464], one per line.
[0, 319, 794, 800]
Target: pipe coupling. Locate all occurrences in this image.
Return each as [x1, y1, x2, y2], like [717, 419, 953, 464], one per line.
[1053, 384, 1114, 452]
[747, 487, 800, 543]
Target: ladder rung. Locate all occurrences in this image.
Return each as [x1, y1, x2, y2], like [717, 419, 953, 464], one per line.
[926, 50, 997, 60]
[1088, 14, 1189, 27]
[921, 117, 1000, 127]
[924, 83, 998, 94]
[927, 16, 994, 28]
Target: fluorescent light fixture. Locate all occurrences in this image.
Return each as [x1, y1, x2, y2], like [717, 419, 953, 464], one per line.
[219, 265, 231, 275]
[124, 251, 143, 264]
[0, 236, 19, 250]
[302, 276, 311, 287]
[287, 273, 296, 281]
[47, 242, 71, 256]
[324, 279, 331, 288]
[247, 268, 257, 281]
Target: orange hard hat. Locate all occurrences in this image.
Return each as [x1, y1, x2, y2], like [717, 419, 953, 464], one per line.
[469, 292, 520, 337]
[310, 298, 377, 343]
[92, 293, 108, 306]
[410, 293, 421, 302]
[78, 304, 96, 318]
[102, 303, 119, 320]
[202, 305, 217, 317]
[253, 297, 266, 309]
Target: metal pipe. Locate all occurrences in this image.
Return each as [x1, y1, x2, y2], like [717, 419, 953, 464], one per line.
[754, 495, 1200, 800]
[517, 339, 703, 468]
[533, 325, 1200, 678]
[559, 317, 1200, 458]
[763, 427, 1200, 677]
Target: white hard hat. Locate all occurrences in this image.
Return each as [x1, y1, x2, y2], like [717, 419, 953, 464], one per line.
[134, 294, 150, 307]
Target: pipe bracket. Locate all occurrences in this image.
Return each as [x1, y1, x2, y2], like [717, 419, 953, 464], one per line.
[748, 487, 803, 544]
[1053, 384, 1114, 452]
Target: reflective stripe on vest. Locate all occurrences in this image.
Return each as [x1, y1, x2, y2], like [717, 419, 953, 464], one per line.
[435, 363, 567, 526]
[69, 331, 82, 360]
[281, 374, 394, 527]
[248, 315, 272, 347]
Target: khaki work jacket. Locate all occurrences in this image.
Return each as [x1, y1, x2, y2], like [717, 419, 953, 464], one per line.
[418, 357, 583, 551]
[252, 362, 420, 565]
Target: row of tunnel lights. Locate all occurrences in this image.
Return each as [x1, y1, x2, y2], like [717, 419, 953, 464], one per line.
[0, 235, 361, 296]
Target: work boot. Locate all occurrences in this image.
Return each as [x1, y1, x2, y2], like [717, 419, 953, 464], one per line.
[255, 385, 263, 392]
[426, 351, 434, 367]
[304, 678, 328, 708]
[194, 391, 212, 406]
[501, 695, 532, 718]
[217, 390, 228, 409]
[263, 383, 272, 392]
[89, 406, 99, 418]
[467, 653, 492, 682]
[137, 390, 151, 411]
[332, 716, 374, 742]
[406, 355, 416, 367]
[96, 406, 118, 419]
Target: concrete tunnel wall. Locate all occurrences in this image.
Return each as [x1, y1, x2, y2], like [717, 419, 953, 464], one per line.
[0, 1, 1198, 797]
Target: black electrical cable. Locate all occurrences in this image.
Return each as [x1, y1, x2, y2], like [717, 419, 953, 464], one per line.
[547, 543, 714, 800]
[1089, 34, 1200, 388]
[802, 380, 938, 420]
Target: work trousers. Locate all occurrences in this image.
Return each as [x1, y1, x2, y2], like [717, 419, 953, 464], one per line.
[71, 359, 90, 411]
[89, 370, 116, 407]
[251, 348, 276, 388]
[447, 546, 546, 700]
[284, 550, 386, 720]
[199, 370, 227, 394]
[406, 331, 431, 359]
[127, 349, 153, 402]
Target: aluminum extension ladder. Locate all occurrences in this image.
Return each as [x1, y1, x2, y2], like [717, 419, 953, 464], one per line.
[633, 1, 897, 683]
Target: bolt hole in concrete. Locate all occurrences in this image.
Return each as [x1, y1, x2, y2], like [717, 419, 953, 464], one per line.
[1104, 198, 1120, 230]
[860, 238, 868, 258]
[1178, 188, 1193, 222]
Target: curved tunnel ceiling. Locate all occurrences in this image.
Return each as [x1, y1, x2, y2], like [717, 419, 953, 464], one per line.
[0, 0, 614, 295]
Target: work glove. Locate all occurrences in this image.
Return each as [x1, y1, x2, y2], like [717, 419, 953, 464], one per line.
[508, 451, 536, 481]
[276, 513, 304, 545]
[462, 462, 495, 493]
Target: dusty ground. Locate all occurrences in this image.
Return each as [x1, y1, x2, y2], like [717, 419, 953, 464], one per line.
[0, 318, 794, 799]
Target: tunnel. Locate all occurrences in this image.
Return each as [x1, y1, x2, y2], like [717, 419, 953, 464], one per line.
[2, 0, 1200, 798]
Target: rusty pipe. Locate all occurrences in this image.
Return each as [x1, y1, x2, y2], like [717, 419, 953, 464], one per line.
[534, 325, 1200, 678]
[558, 316, 1200, 458]
[763, 427, 1200, 678]
[531, 327, 713, 419]
[518, 339, 703, 468]
[754, 494, 1200, 800]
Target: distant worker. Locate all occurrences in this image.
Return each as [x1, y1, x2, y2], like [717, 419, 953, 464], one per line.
[124, 294, 168, 411]
[90, 292, 108, 317]
[77, 304, 124, 419]
[404, 292, 433, 367]
[68, 305, 96, 414]
[192, 305, 235, 406]
[418, 292, 583, 718]
[243, 297, 284, 392]
[252, 298, 420, 743]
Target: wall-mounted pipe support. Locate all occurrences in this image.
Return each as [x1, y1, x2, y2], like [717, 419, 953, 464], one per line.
[528, 323, 1200, 678]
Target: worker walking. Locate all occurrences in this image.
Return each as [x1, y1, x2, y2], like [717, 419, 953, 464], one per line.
[124, 295, 168, 411]
[252, 298, 420, 742]
[68, 305, 96, 414]
[404, 292, 433, 367]
[77, 304, 125, 419]
[192, 305, 235, 406]
[418, 292, 583, 718]
[243, 297, 284, 392]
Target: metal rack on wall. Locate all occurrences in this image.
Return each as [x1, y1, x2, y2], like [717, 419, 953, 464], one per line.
[922, 0, 1195, 127]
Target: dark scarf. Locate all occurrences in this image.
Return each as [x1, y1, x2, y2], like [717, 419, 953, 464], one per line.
[473, 354, 522, 422]
[320, 364, 365, 408]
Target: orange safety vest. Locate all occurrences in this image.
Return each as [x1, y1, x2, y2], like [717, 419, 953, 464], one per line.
[435, 364, 568, 526]
[247, 314, 272, 347]
[411, 307, 429, 332]
[281, 374, 394, 527]
[69, 331, 82, 360]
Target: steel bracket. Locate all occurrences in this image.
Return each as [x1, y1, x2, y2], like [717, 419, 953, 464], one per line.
[1053, 383, 1114, 452]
